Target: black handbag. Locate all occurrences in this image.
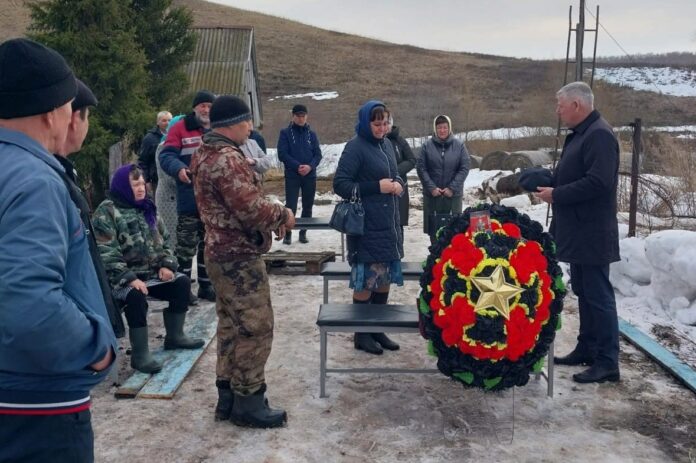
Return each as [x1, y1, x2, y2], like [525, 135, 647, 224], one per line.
[329, 186, 365, 236]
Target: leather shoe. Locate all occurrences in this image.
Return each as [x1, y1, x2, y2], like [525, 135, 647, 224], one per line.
[572, 364, 620, 384]
[372, 333, 400, 351]
[554, 349, 595, 366]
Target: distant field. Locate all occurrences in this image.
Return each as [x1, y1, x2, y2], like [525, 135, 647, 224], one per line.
[3, 0, 695, 146]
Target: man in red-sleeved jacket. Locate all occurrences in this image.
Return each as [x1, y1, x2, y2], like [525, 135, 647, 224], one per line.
[191, 95, 295, 429]
[159, 90, 216, 303]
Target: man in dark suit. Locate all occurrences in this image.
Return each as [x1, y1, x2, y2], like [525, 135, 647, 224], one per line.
[536, 81, 621, 384]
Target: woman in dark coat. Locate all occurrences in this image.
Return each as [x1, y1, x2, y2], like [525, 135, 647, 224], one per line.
[416, 114, 470, 243]
[386, 117, 416, 229]
[333, 100, 405, 355]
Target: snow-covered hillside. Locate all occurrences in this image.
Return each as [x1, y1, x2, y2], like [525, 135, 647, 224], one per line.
[595, 67, 696, 97]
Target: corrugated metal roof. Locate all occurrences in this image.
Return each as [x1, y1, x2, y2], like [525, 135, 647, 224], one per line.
[186, 27, 253, 95]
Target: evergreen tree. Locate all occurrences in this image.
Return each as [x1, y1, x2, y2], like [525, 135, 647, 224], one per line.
[28, 0, 196, 204]
[130, 0, 195, 109]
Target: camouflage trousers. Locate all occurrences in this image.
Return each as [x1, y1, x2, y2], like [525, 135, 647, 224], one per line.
[176, 213, 211, 287]
[207, 257, 274, 395]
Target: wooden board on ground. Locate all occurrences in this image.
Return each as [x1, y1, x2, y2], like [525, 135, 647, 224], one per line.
[114, 303, 217, 399]
[263, 251, 336, 275]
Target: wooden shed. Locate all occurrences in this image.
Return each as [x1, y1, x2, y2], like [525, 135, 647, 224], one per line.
[186, 27, 263, 127]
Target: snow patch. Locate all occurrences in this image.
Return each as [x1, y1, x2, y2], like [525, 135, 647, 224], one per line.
[269, 91, 339, 101]
[595, 67, 696, 97]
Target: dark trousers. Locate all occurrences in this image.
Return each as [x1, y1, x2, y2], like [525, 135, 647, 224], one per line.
[284, 175, 316, 219]
[121, 275, 190, 328]
[570, 263, 619, 368]
[0, 410, 94, 463]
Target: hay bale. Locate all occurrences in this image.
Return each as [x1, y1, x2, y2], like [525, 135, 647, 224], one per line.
[470, 155, 481, 169]
[479, 151, 510, 170]
[503, 150, 553, 171]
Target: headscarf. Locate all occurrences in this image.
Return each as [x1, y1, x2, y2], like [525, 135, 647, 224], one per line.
[110, 164, 157, 229]
[355, 100, 387, 143]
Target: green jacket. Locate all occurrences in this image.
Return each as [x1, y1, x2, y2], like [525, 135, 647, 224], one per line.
[92, 196, 178, 287]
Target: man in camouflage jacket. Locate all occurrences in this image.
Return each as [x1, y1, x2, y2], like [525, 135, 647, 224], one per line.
[190, 95, 295, 429]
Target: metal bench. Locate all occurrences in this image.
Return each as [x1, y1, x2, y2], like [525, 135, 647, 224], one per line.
[319, 261, 424, 303]
[316, 303, 437, 398]
[294, 217, 345, 260]
[316, 303, 555, 398]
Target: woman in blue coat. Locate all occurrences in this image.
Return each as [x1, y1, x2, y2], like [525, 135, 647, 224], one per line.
[333, 100, 405, 355]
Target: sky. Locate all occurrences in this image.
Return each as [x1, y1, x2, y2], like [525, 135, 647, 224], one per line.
[209, 0, 696, 59]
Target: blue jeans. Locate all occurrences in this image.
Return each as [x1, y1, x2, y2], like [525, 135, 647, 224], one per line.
[570, 263, 620, 369]
[0, 410, 94, 462]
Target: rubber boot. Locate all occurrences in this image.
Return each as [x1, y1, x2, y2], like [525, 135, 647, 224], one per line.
[197, 284, 216, 302]
[299, 230, 308, 243]
[354, 333, 383, 355]
[230, 384, 287, 429]
[129, 327, 162, 373]
[214, 380, 234, 421]
[163, 312, 205, 350]
[283, 231, 292, 245]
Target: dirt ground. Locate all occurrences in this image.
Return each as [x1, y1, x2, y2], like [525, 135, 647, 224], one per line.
[91, 203, 696, 463]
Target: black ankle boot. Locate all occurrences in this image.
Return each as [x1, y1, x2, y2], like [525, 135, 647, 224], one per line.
[230, 384, 287, 429]
[283, 231, 292, 245]
[354, 333, 383, 355]
[372, 333, 400, 351]
[214, 380, 233, 421]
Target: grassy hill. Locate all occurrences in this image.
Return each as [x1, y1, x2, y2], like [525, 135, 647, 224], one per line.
[3, 0, 695, 149]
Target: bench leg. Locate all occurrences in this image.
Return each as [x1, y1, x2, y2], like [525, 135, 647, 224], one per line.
[323, 277, 329, 304]
[547, 341, 554, 398]
[320, 328, 328, 398]
[341, 233, 345, 261]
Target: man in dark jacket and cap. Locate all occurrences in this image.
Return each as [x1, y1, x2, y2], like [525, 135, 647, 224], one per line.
[277, 104, 322, 244]
[536, 81, 621, 385]
[0, 38, 116, 463]
[53, 79, 126, 339]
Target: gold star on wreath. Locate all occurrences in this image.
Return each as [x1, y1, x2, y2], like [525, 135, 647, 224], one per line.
[471, 265, 524, 320]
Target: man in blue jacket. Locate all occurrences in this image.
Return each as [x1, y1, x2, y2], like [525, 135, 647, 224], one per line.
[277, 104, 322, 244]
[0, 39, 116, 462]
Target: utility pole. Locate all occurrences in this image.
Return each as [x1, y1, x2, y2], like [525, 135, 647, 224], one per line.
[575, 0, 586, 81]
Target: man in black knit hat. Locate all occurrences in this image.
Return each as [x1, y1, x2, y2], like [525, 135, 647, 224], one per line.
[191, 95, 295, 429]
[159, 90, 217, 304]
[0, 38, 116, 463]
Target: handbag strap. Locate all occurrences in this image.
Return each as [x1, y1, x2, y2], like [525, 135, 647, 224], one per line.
[351, 185, 361, 203]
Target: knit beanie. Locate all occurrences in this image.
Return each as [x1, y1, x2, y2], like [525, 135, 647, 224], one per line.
[210, 95, 252, 128]
[0, 38, 77, 118]
[72, 79, 98, 111]
[192, 90, 216, 108]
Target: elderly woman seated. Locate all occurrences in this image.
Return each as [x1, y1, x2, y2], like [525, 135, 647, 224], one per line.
[93, 164, 203, 373]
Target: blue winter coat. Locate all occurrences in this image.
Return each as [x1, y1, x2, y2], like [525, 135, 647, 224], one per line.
[277, 123, 322, 178]
[0, 128, 116, 410]
[333, 100, 404, 265]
